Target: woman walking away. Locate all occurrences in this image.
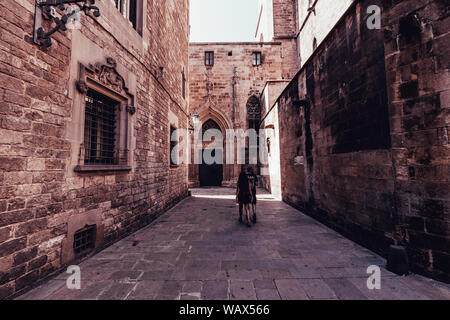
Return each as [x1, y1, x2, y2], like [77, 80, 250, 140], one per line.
[236, 166, 253, 227]
[247, 166, 258, 223]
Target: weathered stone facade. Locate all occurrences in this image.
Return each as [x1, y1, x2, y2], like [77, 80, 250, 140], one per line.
[262, 0, 449, 282]
[188, 42, 289, 187]
[0, 0, 189, 299]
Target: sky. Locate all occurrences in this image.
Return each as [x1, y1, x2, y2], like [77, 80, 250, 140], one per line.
[190, 0, 260, 42]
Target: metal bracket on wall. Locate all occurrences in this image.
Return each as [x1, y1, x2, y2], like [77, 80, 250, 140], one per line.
[33, 0, 100, 48]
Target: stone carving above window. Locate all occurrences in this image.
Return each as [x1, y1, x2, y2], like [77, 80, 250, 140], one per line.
[76, 57, 134, 114]
[95, 58, 127, 94]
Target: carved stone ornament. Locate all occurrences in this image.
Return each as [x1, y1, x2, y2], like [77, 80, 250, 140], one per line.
[94, 57, 127, 94]
[76, 57, 135, 114]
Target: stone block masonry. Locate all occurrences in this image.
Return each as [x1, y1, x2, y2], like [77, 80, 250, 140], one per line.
[0, 0, 189, 299]
[263, 0, 449, 283]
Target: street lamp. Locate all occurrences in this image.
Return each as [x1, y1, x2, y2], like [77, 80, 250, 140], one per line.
[189, 112, 200, 133]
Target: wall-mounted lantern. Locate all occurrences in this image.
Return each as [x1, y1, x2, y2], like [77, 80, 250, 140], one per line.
[33, 0, 100, 48]
[189, 112, 200, 133]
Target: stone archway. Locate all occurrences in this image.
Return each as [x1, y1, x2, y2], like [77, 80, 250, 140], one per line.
[189, 107, 234, 188]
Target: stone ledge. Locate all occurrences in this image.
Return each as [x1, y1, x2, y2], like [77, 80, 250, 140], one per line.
[74, 165, 132, 173]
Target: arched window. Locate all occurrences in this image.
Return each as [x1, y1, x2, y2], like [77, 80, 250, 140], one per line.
[247, 96, 261, 131]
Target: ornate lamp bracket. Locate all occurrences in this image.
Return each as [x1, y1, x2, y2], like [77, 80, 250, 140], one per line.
[33, 0, 100, 48]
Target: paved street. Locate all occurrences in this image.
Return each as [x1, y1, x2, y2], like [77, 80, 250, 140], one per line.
[18, 188, 450, 300]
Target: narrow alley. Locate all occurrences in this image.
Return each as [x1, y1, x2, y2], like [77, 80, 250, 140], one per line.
[18, 188, 450, 300]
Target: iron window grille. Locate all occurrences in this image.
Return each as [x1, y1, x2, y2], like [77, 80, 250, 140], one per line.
[205, 51, 214, 66]
[170, 126, 178, 167]
[253, 52, 262, 66]
[84, 89, 118, 165]
[73, 225, 96, 258]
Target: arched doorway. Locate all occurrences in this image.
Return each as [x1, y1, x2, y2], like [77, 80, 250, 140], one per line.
[199, 119, 223, 187]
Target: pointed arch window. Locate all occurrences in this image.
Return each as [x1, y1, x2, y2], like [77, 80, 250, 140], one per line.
[202, 119, 221, 135]
[247, 96, 262, 131]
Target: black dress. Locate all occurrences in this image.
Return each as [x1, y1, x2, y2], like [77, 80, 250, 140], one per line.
[247, 173, 258, 204]
[237, 172, 251, 204]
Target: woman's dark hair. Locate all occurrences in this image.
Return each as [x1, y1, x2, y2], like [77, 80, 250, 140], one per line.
[247, 166, 254, 174]
[238, 171, 248, 189]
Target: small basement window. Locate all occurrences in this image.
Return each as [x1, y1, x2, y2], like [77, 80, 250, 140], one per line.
[73, 225, 96, 258]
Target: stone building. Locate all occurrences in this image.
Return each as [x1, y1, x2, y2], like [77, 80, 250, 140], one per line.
[188, 0, 301, 187]
[260, 0, 450, 282]
[188, 42, 289, 187]
[189, 0, 449, 283]
[0, 0, 189, 299]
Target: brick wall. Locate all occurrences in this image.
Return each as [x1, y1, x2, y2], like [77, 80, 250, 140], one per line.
[0, 0, 189, 299]
[263, 0, 449, 282]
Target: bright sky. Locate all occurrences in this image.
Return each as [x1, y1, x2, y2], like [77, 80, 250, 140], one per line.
[190, 0, 260, 42]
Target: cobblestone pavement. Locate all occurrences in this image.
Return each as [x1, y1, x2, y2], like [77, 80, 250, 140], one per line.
[18, 188, 450, 300]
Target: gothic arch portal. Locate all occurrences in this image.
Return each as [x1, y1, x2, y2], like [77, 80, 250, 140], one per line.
[197, 106, 232, 134]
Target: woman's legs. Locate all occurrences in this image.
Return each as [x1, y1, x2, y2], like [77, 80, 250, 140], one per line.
[252, 204, 257, 223]
[244, 204, 251, 227]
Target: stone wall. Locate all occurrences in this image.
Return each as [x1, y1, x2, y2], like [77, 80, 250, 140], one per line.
[256, 0, 298, 79]
[188, 42, 287, 187]
[263, 0, 449, 282]
[383, 0, 450, 282]
[296, 0, 355, 68]
[0, 0, 189, 299]
[272, 0, 298, 38]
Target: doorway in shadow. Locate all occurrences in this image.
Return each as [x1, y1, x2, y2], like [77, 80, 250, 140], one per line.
[199, 149, 223, 186]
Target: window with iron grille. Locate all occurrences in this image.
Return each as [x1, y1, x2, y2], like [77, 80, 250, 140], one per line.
[170, 126, 178, 167]
[73, 225, 96, 257]
[84, 89, 118, 165]
[205, 51, 214, 66]
[253, 52, 262, 66]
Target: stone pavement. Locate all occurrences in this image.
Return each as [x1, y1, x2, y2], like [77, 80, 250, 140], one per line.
[18, 188, 450, 300]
